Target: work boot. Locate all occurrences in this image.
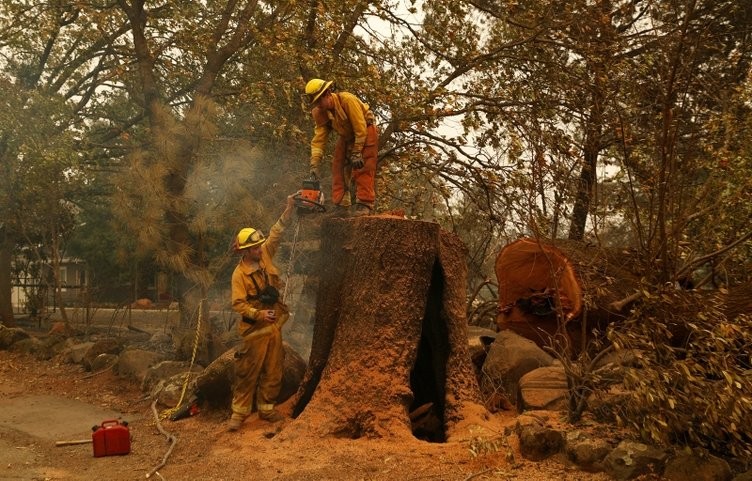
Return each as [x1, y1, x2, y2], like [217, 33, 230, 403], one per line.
[226, 416, 244, 432]
[258, 409, 284, 423]
[328, 204, 348, 218]
[351, 203, 372, 217]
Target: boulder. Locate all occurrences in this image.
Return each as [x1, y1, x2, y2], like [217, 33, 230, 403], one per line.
[115, 349, 167, 382]
[10, 337, 43, 356]
[0, 326, 30, 349]
[663, 452, 732, 481]
[565, 430, 612, 472]
[481, 330, 553, 402]
[91, 353, 119, 372]
[63, 342, 95, 365]
[517, 365, 568, 412]
[82, 338, 123, 371]
[514, 413, 564, 461]
[603, 440, 667, 480]
[142, 360, 203, 393]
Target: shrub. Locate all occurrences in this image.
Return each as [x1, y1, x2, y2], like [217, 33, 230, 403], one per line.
[605, 287, 752, 459]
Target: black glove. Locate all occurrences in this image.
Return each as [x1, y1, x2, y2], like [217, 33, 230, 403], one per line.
[351, 152, 364, 170]
[308, 168, 319, 180]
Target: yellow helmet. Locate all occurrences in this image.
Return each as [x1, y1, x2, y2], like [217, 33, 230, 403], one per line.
[305, 78, 334, 105]
[235, 227, 265, 250]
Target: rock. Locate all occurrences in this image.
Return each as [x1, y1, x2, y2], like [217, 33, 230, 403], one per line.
[91, 353, 119, 372]
[467, 326, 496, 376]
[149, 332, 172, 345]
[663, 452, 732, 481]
[515, 413, 564, 461]
[280, 344, 306, 402]
[142, 360, 203, 393]
[517, 365, 568, 412]
[565, 430, 612, 472]
[82, 338, 123, 371]
[0, 326, 30, 349]
[153, 373, 197, 409]
[63, 342, 96, 364]
[10, 337, 43, 355]
[481, 330, 553, 402]
[115, 349, 167, 382]
[603, 440, 668, 480]
[37, 336, 74, 360]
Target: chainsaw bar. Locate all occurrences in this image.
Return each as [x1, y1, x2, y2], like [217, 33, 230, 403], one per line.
[294, 192, 326, 213]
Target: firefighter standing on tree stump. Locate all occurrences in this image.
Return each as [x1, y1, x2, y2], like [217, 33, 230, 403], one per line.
[227, 193, 296, 431]
[304, 78, 378, 217]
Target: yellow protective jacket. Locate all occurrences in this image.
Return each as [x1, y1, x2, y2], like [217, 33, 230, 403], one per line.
[231, 217, 288, 325]
[310, 91, 375, 169]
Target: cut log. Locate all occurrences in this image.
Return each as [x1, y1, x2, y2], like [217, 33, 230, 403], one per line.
[284, 216, 491, 442]
[495, 238, 639, 354]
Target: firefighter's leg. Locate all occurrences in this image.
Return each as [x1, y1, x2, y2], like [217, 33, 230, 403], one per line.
[229, 331, 270, 428]
[332, 138, 349, 206]
[352, 124, 378, 209]
[257, 327, 284, 421]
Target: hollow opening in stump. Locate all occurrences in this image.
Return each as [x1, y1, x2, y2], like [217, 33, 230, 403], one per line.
[409, 261, 448, 443]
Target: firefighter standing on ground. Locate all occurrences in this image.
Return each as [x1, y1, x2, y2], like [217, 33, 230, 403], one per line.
[227, 193, 296, 431]
[304, 78, 379, 216]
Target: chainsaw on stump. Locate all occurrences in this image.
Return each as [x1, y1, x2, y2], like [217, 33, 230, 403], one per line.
[293, 176, 326, 214]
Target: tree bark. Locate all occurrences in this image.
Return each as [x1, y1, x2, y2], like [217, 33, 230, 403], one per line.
[0, 226, 15, 327]
[285, 216, 490, 442]
[724, 280, 752, 322]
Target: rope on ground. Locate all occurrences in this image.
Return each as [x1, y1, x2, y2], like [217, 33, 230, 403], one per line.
[158, 299, 204, 420]
[146, 399, 177, 479]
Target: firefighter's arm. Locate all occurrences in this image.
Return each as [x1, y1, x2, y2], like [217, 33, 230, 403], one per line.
[310, 107, 329, 174]
[231, 272, 263, 322]
[342, 95, 369, 155]
[263, 195, 294, 259]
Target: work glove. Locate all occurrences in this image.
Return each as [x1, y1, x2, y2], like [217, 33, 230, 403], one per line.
[309, 164, 319, 180]
[351, 152, 364, 170]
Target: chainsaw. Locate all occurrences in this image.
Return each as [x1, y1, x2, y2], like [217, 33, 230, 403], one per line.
[294, 177, 326, 214]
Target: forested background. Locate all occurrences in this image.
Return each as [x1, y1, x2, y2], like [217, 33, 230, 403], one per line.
[1, 0, 750, 326]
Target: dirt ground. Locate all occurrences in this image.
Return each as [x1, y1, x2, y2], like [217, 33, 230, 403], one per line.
[0, 346, 620, 481]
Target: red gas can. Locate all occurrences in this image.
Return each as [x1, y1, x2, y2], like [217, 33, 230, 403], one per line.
[91, 419, 131, 457]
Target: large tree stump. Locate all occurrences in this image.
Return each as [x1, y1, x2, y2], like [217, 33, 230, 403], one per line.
[495, 238, 639, 354]
[284, 216, 490, 442]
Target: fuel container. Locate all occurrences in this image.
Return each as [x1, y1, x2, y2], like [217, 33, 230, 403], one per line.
[92, 419, 131, 457]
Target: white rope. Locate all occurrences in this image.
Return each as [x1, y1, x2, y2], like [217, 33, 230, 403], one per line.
[282, 217, 301, 304]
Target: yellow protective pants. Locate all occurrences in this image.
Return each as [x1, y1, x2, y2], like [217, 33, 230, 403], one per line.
[230, 323, 284, 420]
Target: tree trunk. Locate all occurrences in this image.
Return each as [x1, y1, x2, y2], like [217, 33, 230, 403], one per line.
[285, 216, 490, 443]
[724, 280, 752, 322]
[0, 227, 15, 327]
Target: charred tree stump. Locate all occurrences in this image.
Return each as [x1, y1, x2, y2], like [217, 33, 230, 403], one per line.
[285, 216, 490, 442]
